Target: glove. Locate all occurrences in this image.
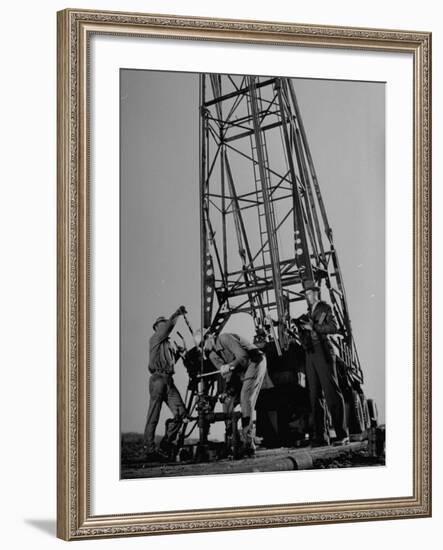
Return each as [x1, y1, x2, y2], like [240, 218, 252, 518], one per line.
[178, 305, 187, 315]
[218, 392, 228, 404]
[220, 364, 232, 378]
[193, 329, 202, 346]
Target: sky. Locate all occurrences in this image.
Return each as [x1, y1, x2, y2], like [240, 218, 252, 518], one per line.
[120, 69, 385, 437]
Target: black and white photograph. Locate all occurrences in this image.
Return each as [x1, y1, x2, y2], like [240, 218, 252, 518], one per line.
[119, 70, 386, 479]
[2, 0, 438, 545]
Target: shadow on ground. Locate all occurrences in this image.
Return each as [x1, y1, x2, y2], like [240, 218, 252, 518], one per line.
[25, 519, 56, 537]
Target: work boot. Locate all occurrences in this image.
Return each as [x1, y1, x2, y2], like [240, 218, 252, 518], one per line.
[159, 438, 177, 461]
[144, 449, 169, 463]
[311, 436, 330, 447]
[240, 426, 256, 458]
[333, 436, 350, 446]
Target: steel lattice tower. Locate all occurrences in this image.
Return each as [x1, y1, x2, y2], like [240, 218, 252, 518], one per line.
[199, 73, 363, 385]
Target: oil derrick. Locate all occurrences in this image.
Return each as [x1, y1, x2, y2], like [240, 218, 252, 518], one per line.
[199, 73, 363, 387]
[200, 75, 363, 383]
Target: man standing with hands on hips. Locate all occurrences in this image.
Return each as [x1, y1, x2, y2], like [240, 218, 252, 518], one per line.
[300, 280, 349, 446]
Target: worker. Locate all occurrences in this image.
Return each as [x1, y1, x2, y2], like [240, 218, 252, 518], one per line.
[143, 306, 188, 462]
[299, 280, 349, 446]
[203, 331, 268, 457]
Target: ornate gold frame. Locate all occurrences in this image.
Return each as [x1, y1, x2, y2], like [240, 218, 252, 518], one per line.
[57, 8, 432, 540]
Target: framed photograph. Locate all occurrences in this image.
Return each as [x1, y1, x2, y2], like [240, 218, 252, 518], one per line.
[57, 8, 431, 540]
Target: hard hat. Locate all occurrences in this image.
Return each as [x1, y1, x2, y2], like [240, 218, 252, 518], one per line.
[153, 316, 168, 330]
[302, 280, 320, 293]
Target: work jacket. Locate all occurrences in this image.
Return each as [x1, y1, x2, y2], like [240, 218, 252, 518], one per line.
[209, 333, 263, 376]
[308, 300, 338, 361]
[148, 310, 180, 375]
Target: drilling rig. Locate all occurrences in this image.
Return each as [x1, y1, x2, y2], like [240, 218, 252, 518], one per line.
[195, 73, 377, 448]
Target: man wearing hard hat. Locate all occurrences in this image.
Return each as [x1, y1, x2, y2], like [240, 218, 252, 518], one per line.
[143, 305, 187, 462]
[299, 280, 349, 446]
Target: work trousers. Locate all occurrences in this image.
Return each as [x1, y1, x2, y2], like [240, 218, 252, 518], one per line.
[143, 372, 186, 453]
[305, 343, 348, 441]
[224, 357, 267, 441]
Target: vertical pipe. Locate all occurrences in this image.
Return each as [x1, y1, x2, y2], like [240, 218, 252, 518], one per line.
[221, 146, 227, 277]
[287, 79, 333, 241]
[198, 75, 211, 449]
[275, 80, 314, 282]
[293, 126, 326, 265]
[199, 74, 207, 337]
[248, 76, 285, 346]
[207, 76, 229, 289]
[218, 77, 228, 280]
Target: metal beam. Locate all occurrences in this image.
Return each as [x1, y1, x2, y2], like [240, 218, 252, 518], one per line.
[204, 77, 277, 107]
